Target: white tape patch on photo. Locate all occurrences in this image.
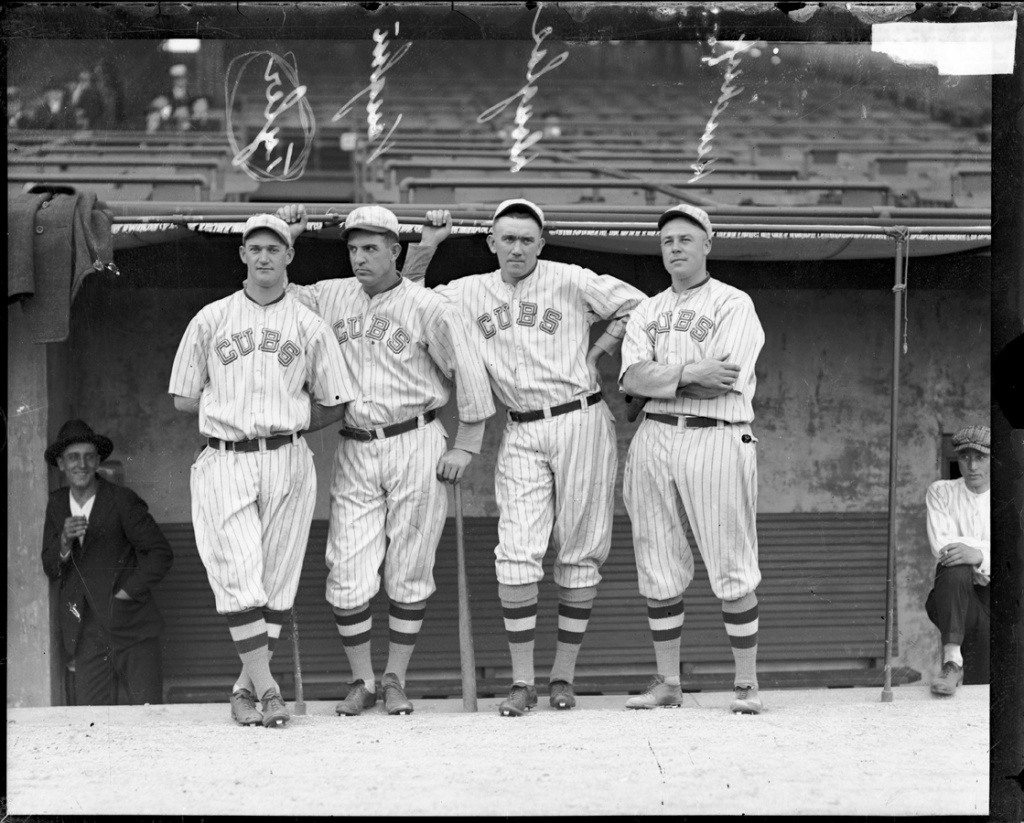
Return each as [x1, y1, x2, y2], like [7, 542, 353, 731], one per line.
[871, 18, 1017, 75]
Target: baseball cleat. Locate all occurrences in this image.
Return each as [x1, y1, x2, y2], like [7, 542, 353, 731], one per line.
[548, 679, 576, 710]
[335, 680, 378, 716]
[260, 690, 290, 727]
[930, 661, 964, 696]
[499, 683, 538, 717]
[625, 675, 683, 709]
[382, 672, 414, 715]
[230, 688, 263, 726]
[730, 684, 763, 714]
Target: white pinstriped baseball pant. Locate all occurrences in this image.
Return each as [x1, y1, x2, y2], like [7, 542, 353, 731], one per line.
[624, 421, 760, 601]
[325, 421, 448, 609]
[494, 401, 616, 589]
[191, 439, 316, 614]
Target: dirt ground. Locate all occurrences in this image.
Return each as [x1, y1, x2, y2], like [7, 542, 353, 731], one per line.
[7, 682, 987, 817]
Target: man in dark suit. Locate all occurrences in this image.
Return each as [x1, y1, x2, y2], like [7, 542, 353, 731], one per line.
[41, 420, 174, 705]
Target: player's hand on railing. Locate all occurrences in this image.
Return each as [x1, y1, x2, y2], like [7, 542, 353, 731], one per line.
[437, 448, 472, 484]
[421, 209, 452, 248]
[276, 203, 308, 243]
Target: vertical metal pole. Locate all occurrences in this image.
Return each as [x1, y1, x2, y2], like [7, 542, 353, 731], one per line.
[881, 233, 905, 703]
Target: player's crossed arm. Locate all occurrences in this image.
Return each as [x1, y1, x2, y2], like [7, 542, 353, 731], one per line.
[676, 355, 741, 398]
[619, 312, 740, 400]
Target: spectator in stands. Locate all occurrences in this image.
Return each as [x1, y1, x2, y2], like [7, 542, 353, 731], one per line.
[145, 95, 173, 133]
[924, 424, 990, 697]
[188, 95, 219, 132]
[69, 68, 104, 129]
[92, 58, 126, 128]
[171, 101, 193, 132]
[24, 79, 74, 130]
[169, 63, 192, 110]
[41, 420, 174, 706]
[540, 110, 563, 139]
[146, 64, 195, 132]
[7, 86, 30, 129]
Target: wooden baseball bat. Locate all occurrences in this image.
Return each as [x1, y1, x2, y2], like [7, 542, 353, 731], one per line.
[290, 608, 306, 715]
[454, 482, 478, 712]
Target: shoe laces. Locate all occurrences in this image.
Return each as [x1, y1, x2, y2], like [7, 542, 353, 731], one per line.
[942, 661, 961, 675]
[735, 685, 751, 699]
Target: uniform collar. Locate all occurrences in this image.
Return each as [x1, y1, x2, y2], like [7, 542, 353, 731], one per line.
[243, 287, 286, 307]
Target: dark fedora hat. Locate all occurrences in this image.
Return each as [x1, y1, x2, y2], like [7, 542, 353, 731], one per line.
[44, 419, 114, 467]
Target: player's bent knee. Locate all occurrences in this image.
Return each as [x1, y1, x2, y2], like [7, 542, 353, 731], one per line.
[933, 563, 974, 594]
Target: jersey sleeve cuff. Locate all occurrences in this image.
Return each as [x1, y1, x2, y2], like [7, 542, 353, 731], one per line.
[452, 419, 486, 454]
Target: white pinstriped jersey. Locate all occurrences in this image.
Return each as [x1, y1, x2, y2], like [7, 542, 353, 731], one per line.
[168, 289, 355, 441]
[620, 277, 764, 423]
[428, 261, 645, 412]
[925, 478, 991, 585]
[289, 277, 494, 430]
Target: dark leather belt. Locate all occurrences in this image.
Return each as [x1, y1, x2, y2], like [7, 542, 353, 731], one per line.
[209, 433, 300, 452]
[339, 409, 437, 442]
[645, 413, 730, 429]
[509, 392, 602, 423]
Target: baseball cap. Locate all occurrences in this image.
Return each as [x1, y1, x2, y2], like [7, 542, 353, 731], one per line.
[492, 198, 545, 229]
[242, 214, 292, 248]
[658, 203, 714, 237]
[952, 425, 990, 455]
[341, 205, 400, 239]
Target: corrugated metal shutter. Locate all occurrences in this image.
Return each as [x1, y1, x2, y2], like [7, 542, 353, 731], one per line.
[155, 512, 905, 701]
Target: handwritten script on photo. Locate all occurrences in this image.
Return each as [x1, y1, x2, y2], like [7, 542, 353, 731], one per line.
[225, 51, 316, 182]
[690, 36, 763, 184]
[332, 22, 413, 164]
[477, 3, 569, 173]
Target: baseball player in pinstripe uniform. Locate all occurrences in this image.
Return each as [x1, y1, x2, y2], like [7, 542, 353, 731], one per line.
[408, 201, 646, 716]
[619, 204, 766, 714]
[169, 213, 356, 728]
[275, 203, 495, 717]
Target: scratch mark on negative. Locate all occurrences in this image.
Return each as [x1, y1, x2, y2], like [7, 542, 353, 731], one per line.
[648, 740, 665, 777]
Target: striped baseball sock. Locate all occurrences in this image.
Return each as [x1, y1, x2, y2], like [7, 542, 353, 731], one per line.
[549, 585, 597, 684]
[225, 609, 278, 698]
[647, 595, 685, 685]
[722, 591, 759, 688]
[499, 582, 539, 685]
[384, 599, 426, 686]
[234, 608, 289, 693]
[333, 604, 376, 692]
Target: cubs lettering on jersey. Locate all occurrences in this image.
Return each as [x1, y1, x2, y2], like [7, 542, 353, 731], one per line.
[169, 290, 356, 441]
[214, 327, 303, 365]
[429, 260, 645, 412]
[289, 277, 492, 430]
[477, 302, 563, 338]
[620, 277, 764, 424]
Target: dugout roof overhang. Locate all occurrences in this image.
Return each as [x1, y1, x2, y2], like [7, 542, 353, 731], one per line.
[109, 202, 991, 262]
